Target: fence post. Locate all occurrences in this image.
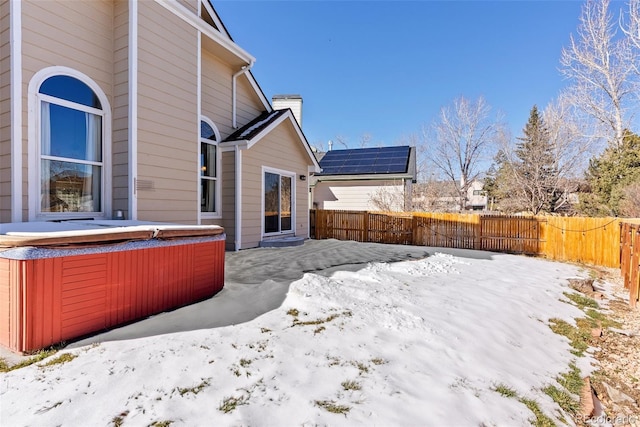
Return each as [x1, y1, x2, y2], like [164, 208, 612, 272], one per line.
[363, 211, 369, 243]
[316, 209, 323, 239]
[310, 209, 316, 239]
[411, 215, 418, 246]
[631, 229, 640, 308]
[476, 215, 482, 250]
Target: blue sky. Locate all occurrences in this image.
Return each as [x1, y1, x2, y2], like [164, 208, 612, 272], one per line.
[215, 1, 592, 149]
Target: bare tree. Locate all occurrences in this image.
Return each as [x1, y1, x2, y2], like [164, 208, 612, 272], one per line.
[332, 135, 350, 150]
[411, 179, 460, 212]
[311, 140, 326, 153]
[561, 0, 637, 149]
[494, 96, 594, 214]
[541, 94, 597, 211]
[369, 184, 406, 212]
[622, 0, 640, 56]
[329, 133, 378, 150]
[423, 96, 503, 211]
[359, 133, 372, 148]
[620, 181, 640, 216]
[621, 0, 640, 114]
[544, 92, 598, 170]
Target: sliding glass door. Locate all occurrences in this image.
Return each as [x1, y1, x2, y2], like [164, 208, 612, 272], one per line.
[264, 170, 293, 234]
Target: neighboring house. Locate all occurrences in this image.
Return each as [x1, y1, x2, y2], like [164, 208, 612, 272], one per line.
[0, 0, 320, 250]
[310, 146, 417, 211]
[466, 179, 488, 211]
[413, 179, 488, 212]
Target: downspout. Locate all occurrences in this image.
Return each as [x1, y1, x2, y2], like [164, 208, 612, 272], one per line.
[231, 62, 252, 249]
[234, 145, 242, 251]
[232, 61, 254, 129]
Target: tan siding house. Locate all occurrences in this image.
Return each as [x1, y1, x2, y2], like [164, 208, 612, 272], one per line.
[0, 0, 10, 222]
[1, 0, 320, 250]
[240, 120, 312, 249]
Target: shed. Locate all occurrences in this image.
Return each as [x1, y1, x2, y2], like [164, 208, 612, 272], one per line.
[310, 146, 417, 211]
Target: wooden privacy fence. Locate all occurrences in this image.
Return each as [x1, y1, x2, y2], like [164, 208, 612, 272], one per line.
[620, 222, 640, 308]
[313, 210, 621, 263]
[312, 210, 635, 302]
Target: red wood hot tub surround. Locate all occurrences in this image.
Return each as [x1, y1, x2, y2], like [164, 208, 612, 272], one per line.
[0, 237, 225, 353]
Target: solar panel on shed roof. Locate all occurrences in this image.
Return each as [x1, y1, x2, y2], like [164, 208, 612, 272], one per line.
[318, 146, 410, 175]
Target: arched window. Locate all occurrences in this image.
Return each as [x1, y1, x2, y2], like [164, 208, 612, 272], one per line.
[31, 70, 109, 218]
[200, 118, 220, 217]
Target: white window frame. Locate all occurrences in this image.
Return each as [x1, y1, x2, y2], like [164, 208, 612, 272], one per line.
[27, 67, 112, 221]
[199, 116, 221, 219]
[261, 166, 296, 237]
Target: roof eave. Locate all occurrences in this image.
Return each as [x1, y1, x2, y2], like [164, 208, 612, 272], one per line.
[219, 140, 249, 151]
[155, 0, 255, 66]
[246, 71, 272, 112]
[244, 111, 321, 171]
[313, 173, 414, 182]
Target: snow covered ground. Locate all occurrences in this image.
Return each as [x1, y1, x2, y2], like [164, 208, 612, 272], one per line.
[0, 240, 593, 426]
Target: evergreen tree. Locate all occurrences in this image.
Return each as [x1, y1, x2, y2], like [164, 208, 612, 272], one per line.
[483, 150, 511, 211]
[512, 106, 560, 214]
[580, 130, 640, 216]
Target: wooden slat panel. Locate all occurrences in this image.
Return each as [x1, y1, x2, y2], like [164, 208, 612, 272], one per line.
[627, 226, 640, 308]
[0, 259, 11, 345]
[620, 223, 631, 289]
[480, 215, 540, 255]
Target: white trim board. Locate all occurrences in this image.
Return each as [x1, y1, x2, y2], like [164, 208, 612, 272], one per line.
[261, 166, 297, 239]
[128, 0, 138, 220]
[154, 0, 254, 65]
[10, 0, 22, 222]
[199, 115, 222, 221]
[27, 66, 113, 221]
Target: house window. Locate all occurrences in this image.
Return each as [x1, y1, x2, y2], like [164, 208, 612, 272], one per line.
[200, 119, 220, 217]
[38, 75, 104, 214]
[264, 170, 294, 234]
[473, 190, 483, 196]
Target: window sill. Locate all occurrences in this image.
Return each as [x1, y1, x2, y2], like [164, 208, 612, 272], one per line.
[35, 213, 106, 221]
[200, 213, 222, 220]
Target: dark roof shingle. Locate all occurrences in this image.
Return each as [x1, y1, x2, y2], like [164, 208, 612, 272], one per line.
[224, 109, 287, 142]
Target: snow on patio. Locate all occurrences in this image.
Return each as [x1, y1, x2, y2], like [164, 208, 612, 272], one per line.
[0, 239, 593, 426]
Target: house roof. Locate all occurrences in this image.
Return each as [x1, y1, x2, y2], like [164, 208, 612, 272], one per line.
[223, 109, 321, 172]
[315, 146, 414, 177]
[224, 110, 287, 142]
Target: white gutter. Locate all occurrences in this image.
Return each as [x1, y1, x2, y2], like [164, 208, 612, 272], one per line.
[10, 0, 22, 222]
[232, 62, 254, 129]
[128, 0, 138, 220]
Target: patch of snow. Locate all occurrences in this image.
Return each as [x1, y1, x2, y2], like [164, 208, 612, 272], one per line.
[0, 242, 592, 425]
[238, 111, 281, 138]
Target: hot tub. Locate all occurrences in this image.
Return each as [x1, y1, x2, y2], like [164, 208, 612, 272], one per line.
[0, 221, 225, 353]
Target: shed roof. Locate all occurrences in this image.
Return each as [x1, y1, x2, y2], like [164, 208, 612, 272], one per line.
[316, 146, 413, 176]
